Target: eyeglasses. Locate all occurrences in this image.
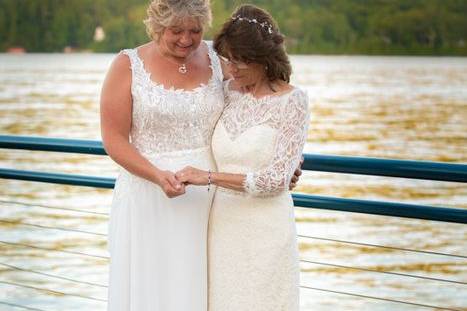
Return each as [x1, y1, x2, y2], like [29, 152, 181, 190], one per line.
[218, 55, 249, 69]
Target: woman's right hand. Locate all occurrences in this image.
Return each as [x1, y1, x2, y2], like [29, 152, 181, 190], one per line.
[154, 170, 186, 198]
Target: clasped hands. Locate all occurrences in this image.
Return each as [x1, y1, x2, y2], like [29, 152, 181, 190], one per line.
[155, 166, 209, 198]
[156, 156, 304, 198]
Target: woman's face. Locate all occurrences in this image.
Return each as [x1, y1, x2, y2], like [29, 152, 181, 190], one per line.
[159, 17, 203, 58]
[222, 55, 266, 87]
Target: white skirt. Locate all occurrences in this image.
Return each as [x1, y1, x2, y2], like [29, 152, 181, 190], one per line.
[208, 190, 300, 311]
[107, 147, 215, 311]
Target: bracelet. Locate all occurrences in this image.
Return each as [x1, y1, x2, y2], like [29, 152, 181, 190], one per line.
[207, 170, 212, 192]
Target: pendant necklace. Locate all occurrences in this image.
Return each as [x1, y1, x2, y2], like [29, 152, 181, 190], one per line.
[156, 46, 193, 74]
[178, 63, 187, 74]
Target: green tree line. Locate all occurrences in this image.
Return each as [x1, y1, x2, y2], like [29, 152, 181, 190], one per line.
[1, 0, 466, 55]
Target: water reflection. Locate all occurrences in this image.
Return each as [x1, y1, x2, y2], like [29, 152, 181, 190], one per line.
[0, 54, 466, 310]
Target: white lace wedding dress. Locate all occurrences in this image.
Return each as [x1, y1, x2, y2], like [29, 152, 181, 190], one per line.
[107, 42, 224, 311]
[208, 83, 309, 311]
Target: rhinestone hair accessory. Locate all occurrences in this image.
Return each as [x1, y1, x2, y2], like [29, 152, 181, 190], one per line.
[232, 15, 273, 34]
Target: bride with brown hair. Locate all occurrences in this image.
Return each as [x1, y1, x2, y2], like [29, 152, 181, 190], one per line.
[176, 4, 309, 310]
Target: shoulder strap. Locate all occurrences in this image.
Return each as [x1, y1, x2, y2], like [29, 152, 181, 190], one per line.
[205, 41, 224, 83]
[120, 48, 147, 86]
[120, 48, 137, 69]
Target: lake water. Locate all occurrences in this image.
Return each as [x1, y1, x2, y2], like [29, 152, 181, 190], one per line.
[0, 53, 466, 310]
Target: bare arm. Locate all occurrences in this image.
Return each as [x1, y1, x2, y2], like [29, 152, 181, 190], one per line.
[100, 53, 183, 197]
[208, 165, 302, 191]
[175, 167, 245, 191]
[175, 166, 300, 193]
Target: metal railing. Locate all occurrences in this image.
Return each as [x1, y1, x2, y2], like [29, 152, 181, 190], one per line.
[1, 135, 466, 223]
[1, 135, 466, 310]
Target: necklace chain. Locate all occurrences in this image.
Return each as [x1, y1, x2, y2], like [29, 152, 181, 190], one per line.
[156, 45, 193, 74]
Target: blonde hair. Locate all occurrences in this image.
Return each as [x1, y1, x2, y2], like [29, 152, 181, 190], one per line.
[144, 0, 212, 41]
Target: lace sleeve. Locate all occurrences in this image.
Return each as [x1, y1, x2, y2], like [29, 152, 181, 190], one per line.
[243, 89, 310, 196]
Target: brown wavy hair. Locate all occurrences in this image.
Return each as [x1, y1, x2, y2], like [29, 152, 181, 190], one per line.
[213, 4, 291, 83]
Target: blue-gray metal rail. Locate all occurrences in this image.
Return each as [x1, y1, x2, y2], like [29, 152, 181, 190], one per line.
[1, 135, 467, 224]
[1, 135, 466, 182]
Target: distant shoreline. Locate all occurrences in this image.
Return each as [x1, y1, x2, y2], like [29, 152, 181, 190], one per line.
[2, 51, 467, 58]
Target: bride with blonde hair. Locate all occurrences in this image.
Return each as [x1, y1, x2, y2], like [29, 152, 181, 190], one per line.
[101, 0, 223, 310]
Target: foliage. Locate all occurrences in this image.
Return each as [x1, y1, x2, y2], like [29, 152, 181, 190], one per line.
[0, 0, 466, 55]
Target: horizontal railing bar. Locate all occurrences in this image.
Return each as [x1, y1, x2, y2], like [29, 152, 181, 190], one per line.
[294, 194, 467, 224]
[0, 280, 107, 302]
[0, 240, 109, 260]
[0, 262, 107, 288]
[0, 219, 107, 237]
[1, 198, 463, 257]
[0, 301, 47, 311]
[17, 253, 462, 293]
[300, 285, 460, 311]
[2, 168, 466, 224]
[4, 233, 464, 265]
[0, 135, 106, 155]
[0, 199, 109, 216]
[1, 135, 466, 182]
[0, 168, 115, 189]
[297, 235, 467, 259]
[300, 259, 467, 285]
[303, 154, 467, 183]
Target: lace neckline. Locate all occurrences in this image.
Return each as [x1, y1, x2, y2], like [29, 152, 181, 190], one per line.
[134, 41, 217, 94]
[227, 80, 299, 103]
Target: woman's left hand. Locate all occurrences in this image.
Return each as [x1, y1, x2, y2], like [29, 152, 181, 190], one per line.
[176, 166, 209, 186]
[289, 155, 304, 190]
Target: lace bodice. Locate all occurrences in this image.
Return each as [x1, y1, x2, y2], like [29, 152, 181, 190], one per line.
[121, 42, 224, 157]
[212, 83, 310, 196]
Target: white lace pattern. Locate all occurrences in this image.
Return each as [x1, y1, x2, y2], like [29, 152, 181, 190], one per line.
[218, 83, 310, 196]
[121, 43, 224, 157]
[209, 85, 308, 309]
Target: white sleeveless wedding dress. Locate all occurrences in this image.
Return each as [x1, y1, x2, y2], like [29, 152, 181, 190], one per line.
[208, 83, 309, 311]
[107, 42, 224, 311]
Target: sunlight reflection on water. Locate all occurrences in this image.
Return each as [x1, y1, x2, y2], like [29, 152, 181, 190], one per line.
[0, 54, 466, 310]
